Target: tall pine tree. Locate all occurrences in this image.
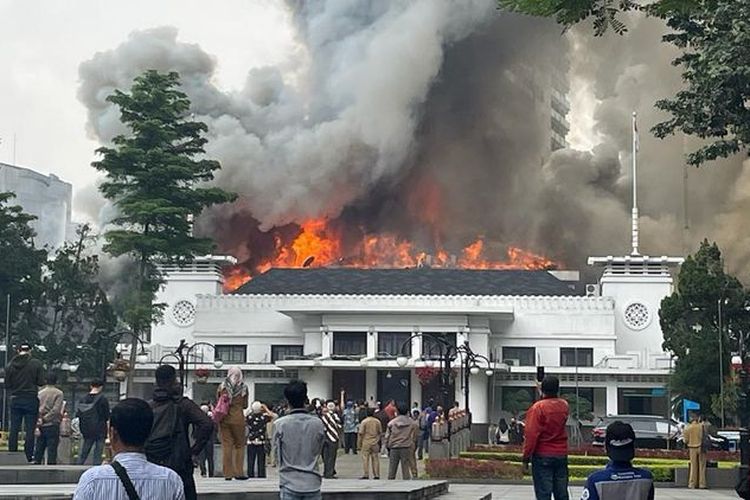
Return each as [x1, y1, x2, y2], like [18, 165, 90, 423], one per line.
[93, 70, 235, 391]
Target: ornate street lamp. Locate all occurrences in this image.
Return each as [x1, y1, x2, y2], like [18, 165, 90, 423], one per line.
[159, 339, 223, 389]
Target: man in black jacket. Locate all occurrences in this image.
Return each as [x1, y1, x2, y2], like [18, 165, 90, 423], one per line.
[149, 365, 212, 500]
[6, 342, 45, 462]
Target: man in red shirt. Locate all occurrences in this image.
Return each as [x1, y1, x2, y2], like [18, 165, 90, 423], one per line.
[522, 376, 569, 500]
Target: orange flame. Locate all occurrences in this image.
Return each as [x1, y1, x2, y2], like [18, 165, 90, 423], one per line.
[223, 218, 559, 291]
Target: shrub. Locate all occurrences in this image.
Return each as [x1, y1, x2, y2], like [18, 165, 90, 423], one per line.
[425, 458, 523, 480]
[468, 444, 739, 462]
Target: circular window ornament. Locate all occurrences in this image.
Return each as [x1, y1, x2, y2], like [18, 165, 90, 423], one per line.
[171, 300, 196, 327]
[623, 302, 650, 330]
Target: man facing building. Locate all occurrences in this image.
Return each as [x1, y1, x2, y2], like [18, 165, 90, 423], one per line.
[580, 421, 654, 499]
[320, 401, 341, 479]
[34, 371, 64, 464]
[357, 408, 382, 480]
[274, 380, 326, 500]
[73, 398, 184, 500]
[522, 376, 570, 500]
[6, 342, 45, 462]
[683, 413, 707, 489]
[385, 402, 418, 480]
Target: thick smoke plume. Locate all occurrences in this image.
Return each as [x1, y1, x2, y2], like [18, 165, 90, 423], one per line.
[77, 1, 750, 278]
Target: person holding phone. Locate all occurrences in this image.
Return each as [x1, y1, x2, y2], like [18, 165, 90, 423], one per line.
[522, 375, 569, 500]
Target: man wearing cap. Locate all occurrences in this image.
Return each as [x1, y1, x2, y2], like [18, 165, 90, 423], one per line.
[580, 421, 654, 500]
[683, 412, 707, 489]
[522, 375, 570, 500]
[6, 342, 46, 462]
[320, 401, 342, 479]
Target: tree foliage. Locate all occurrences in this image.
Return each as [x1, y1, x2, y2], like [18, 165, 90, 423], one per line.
[503, 388, 533, 416]
[562, 393, 594, 420]
[498, 0, 639, 35]
[36, 225, 117, 377]
[92, 70, 235, 379]
[0, 192, 47, 349]
[652, 1, 750, 165]
[660, 240, 750, 418]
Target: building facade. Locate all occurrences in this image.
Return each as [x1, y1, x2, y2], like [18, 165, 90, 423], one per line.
[0, 162, 74, 250]
[137, 251, 682, 435]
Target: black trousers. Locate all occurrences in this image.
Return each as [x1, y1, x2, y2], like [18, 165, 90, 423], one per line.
[178, 468, 197, 500]
[322, 440, 338, 478]
[198, 441, 215, 477]
[344, 432, 357, 454]
[9, 395, 38, 462]
[33, 425, 60, 464]
[247, 444, 266, 478]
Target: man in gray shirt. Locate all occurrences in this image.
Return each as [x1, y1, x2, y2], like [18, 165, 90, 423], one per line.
[273, 380, 326, 500]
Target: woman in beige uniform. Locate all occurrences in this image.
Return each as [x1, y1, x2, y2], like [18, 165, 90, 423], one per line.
[217, 366, 249, 480]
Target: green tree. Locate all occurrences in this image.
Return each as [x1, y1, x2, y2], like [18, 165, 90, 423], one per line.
[562, 393, 594, 421]
[93, 70, 235, 391]
[503, 388, 533, 416]
[36, 224, 117, 378]
[0, 192, 47, 353]
[660, 240, 750, 420]
[497, 0, 640, 35]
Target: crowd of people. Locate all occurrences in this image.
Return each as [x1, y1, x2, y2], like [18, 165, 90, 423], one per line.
[3, 342, 674, 499]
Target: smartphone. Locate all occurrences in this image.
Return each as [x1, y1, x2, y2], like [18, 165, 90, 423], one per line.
[536, 366, 545, 383]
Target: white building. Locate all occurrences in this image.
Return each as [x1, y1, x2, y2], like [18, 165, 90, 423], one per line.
[0, 162, 74, 250]
[136, 246, 682, 438]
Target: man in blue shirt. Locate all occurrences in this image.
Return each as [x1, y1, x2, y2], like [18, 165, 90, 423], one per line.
[580, 421, 654, 500]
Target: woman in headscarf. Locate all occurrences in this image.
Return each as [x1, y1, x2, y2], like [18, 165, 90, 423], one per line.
[496, 417, 510, 445]
[217, 366, 249, 480]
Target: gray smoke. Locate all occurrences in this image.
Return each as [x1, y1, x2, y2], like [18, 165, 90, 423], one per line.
[76, 2, 750, 276]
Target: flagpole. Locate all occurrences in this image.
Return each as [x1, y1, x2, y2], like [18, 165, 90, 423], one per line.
[631, 111, 640, 256]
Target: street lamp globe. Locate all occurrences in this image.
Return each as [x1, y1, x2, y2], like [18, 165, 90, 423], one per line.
[136, 352, 149, 364]
[732, 355, 743, 369]
[67, 363, 79, 373]
[485, 369, 494, 377]
[213, 359, 224, 369]
[469, 365, 480, 376]
[396, 356, 408, 367]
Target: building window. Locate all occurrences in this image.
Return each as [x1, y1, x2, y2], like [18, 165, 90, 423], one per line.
[271, 345, 304, 363]
[215, 345, 247, 364]
[333, 332, 366, 356]
[422, 332, 457, 360]
[377, 332, 412, 358]
[560, 348, 593, 367]
[502, 347, 536, 367]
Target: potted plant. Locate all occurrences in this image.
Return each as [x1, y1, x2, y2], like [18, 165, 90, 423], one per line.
[110, 359, 130, 382]
[195, 367, 210, 383]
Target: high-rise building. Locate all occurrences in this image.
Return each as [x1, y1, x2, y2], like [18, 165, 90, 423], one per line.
[0, 162, 74, 250]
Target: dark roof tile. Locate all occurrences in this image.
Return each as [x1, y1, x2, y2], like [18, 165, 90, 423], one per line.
[233, 268, 580, 296]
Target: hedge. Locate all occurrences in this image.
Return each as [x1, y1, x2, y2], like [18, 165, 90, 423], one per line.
[425, 458, 523, 479]
[425, 458, 675, 482]
[461, 451, 689, 468]
[469, 443, 740, 462]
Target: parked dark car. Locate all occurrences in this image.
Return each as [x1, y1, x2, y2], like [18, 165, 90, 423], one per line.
[592, 415, 681, 449]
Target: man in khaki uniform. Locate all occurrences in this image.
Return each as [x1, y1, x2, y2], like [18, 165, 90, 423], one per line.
[357, 408, 383, 479]
[683, 413, 707, 489]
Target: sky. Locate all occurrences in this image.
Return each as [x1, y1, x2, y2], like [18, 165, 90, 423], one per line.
[0, 0, 297, 220]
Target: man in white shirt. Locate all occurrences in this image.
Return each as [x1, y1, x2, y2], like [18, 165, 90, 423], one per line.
[73, 398, 184, 500]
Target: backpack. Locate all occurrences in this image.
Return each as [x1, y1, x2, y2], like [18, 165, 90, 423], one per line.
[145, 399, 190, 472]
[76, 395, 102, 439]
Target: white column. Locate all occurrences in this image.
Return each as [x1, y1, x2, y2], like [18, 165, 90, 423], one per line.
[321, 329, 331, 358]
[366, 369, 378, 404]
[469, 373, 489, 424]
[367, 328, 377, 359]
[304, 367, 331, 400]
[606, 383, 618, 416]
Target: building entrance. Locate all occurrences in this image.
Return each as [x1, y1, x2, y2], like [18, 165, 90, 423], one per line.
[377, 370, 411, 406]
[332, 369, 365, 403]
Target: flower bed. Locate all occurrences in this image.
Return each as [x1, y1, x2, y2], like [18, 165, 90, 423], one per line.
[425, 458, 523, 480]
[468, 443, 740, 462]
